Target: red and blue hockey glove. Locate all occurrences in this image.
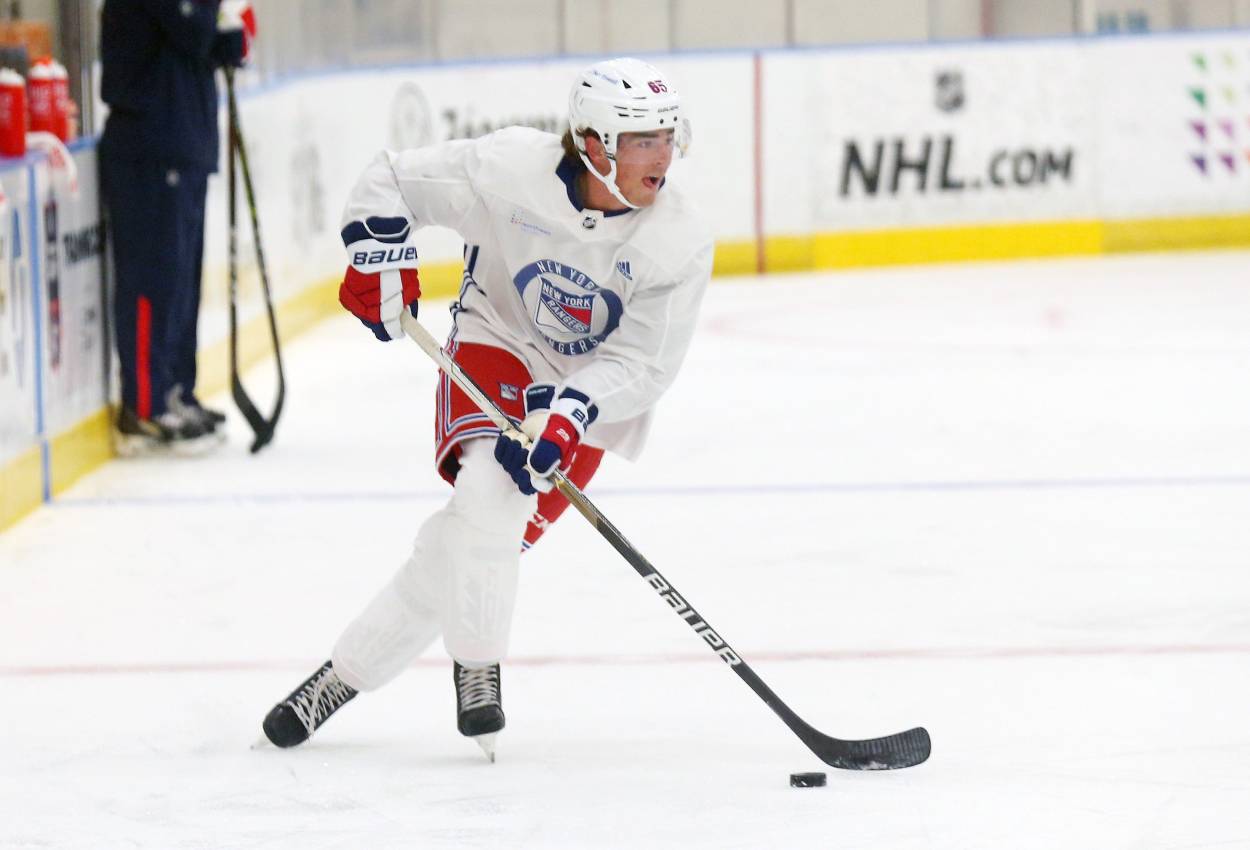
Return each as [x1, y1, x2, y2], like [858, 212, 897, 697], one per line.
[217, 1, 257, 65]
[494, 383, 557, 495]
[338, 217, 421, 341]
[527, 388, 597, 479]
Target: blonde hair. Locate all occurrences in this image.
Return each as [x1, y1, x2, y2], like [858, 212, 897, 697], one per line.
[560, 128, 600, 165]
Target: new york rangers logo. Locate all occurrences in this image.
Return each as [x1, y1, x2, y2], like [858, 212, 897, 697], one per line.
[513, 260, 623, 356]
[538, 278, 594, 335]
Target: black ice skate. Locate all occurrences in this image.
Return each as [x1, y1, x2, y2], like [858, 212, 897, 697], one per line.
[167, 384, 227, 433]
[114, 392, 222, 458]
[261, 661, 358, 748]
[454, 662, 505, 762]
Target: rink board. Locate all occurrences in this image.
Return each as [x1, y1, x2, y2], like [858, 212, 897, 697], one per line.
[0, 145, 108, 531]
[3, 31, 1250, 531]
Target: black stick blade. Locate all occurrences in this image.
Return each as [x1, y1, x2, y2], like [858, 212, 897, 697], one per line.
[247, 426, 275, 454]
[809, 725, 931, 771]
[231, 375, 275, 453]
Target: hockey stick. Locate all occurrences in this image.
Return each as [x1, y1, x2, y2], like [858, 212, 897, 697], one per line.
[400, 312, 930, 770]
[225, 69, 285, 453]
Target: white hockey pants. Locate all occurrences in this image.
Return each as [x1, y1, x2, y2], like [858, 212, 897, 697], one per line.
[331, 438, 535, 691]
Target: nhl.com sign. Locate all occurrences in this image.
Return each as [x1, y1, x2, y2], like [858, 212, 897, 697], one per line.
[839, 134, 1076, 197]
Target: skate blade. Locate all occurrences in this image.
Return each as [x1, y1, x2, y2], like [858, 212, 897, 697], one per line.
[473, 733, 497, 763]
[113, 432, 170, 458]
[170, 430, 227, 457]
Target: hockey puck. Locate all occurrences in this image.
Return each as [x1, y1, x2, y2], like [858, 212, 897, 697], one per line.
[789, 772, 827, 788]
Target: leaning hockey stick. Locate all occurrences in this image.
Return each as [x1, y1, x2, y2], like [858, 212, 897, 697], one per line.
[400, 312, 930, 770]
[225, 69, 285, 453]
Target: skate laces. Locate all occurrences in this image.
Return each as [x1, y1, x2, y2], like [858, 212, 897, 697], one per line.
[458, 665, 500, 711]
[287, 667, 356, 734]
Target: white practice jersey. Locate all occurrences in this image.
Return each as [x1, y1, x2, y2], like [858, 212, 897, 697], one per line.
[342, 126, 714, 460]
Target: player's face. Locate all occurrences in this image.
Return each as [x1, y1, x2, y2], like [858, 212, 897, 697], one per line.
[613, 129, 675, 207]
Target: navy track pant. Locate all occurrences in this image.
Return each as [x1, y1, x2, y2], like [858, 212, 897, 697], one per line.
[101, 158, 208, 420]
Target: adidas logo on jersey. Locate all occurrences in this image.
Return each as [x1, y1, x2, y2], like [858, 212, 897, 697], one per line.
[616, 260, 633, 281]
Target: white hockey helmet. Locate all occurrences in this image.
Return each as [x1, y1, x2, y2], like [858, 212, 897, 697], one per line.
[568, 57, 688, 209]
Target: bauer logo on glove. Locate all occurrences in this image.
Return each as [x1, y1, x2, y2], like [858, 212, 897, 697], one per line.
[352, 245, 419, 267]
[338, 216, 421, 342]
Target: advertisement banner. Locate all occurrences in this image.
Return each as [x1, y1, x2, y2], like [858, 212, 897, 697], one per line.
[764, 43, 1099, 234]
[1093, 34, 1250, 219]
[0, 161, 37, 466]
[39, 147, 106, 436]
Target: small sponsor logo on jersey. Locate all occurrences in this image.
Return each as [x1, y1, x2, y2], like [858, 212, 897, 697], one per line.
[615, 259, 633, 281]
[510, 209, 552, 236]
[513, 259, 623, 357]
[499, 383, 519, 402]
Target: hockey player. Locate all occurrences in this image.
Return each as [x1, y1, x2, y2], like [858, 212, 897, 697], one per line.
[260, 58, 713, 759]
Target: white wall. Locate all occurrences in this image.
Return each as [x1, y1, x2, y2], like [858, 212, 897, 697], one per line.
[1172, 0, 1241, 28]
[433, 0, 561, 59]
[562, 0, 672, 55]
[671, 0, 788, 48]
[991, 0, 1077, 35]
[929, 0, 986, 39]
[793, 0, 932, 44]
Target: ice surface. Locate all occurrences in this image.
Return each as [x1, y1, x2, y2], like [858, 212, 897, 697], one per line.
[3, 251, 1249, 849]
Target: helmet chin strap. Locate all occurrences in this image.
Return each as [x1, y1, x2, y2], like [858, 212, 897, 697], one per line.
[578, 152, 638, 210]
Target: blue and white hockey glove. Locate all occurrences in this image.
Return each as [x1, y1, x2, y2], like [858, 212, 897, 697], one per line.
[494, 383, 557, 496]
[338, 216, 421, 341]
[527, 388, 598, 478]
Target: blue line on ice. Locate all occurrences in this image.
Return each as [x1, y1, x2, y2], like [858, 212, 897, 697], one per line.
[52, 473, 1250, 508]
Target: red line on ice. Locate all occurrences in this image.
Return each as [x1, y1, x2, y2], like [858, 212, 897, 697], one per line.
[3, 642, 1249, 678]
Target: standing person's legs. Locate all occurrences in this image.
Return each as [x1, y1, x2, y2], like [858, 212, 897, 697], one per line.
[169, 168, 208, 402]
[102, 157, 179, 421]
